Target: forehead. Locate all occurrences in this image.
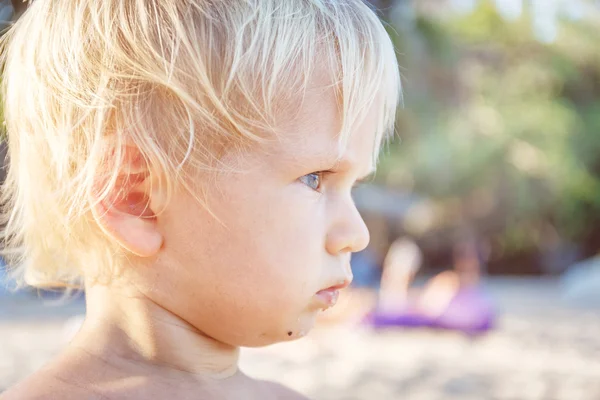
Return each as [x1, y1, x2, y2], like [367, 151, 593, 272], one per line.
[269, 76, 380, 171]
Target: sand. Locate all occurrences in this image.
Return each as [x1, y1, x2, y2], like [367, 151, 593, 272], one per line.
[1, 278, 600, 399]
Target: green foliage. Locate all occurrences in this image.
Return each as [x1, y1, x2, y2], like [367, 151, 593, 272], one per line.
[380, 1, 600, 254]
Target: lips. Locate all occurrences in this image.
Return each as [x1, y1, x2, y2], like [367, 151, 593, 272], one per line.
[315, 288, 341, 309]
[315, 278, 352, 310]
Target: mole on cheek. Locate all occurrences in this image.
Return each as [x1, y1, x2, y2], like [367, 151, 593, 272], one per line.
[287, 331, 293, 336]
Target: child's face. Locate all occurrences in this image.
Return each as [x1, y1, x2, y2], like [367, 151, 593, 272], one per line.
[142, 84, 378, 347]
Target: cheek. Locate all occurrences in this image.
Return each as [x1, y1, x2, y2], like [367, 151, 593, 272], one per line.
[218, 188, 325, 295]
[155, 185, 327, 345]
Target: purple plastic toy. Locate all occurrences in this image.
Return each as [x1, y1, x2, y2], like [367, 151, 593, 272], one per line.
[366, 286, 496, 335]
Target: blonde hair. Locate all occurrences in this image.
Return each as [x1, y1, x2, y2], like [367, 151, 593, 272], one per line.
[0, 0, 401, 288]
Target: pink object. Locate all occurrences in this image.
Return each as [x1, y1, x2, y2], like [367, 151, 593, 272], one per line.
[366, 286, 496, 335]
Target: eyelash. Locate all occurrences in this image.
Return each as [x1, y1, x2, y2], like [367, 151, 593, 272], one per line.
[299, 170, 367, 192]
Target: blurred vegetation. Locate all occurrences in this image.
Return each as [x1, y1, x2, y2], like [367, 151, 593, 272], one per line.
[1, 0, 599, 273]
[376, 1, 600, 271]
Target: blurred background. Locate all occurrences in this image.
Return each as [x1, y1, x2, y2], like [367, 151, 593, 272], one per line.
[2, 0, 600, 399]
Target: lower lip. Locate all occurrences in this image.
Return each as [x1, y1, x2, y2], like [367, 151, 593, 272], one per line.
[315, 289, 340, 309]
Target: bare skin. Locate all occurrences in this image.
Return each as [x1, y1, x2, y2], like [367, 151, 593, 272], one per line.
[1, 284, 309, 400]
[1, 74, 378, 400]
[2, 361, 302, 400]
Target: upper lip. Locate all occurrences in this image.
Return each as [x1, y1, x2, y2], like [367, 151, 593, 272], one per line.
[321, 277, 352, 292]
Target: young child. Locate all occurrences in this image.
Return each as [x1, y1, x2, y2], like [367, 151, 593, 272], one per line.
[0, 0, 401, 398]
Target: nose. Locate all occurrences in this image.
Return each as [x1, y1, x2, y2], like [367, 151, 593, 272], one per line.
[325, 196, 370, 256]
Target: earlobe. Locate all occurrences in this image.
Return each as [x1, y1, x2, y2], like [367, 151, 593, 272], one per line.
[92, 191, 164, 258]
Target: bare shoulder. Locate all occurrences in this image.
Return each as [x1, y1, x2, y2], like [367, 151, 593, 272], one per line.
[0, 369, 101, 400]
[0, 350, 114, 400]
[262, 380, 311, 400]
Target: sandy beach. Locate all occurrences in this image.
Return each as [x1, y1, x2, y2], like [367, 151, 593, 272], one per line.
[2, 278, 600, 399]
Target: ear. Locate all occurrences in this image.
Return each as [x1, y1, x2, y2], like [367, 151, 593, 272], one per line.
[91, 147, 163, 257]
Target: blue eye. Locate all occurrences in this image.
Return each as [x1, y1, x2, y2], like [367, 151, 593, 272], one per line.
[299, 172, 322, 191]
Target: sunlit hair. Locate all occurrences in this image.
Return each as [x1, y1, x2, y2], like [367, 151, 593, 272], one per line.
[0, 0, 401, 288]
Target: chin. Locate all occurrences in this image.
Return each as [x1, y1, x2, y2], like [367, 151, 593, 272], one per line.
[245, 312, 318, 347]
[284, 310, 319, 340]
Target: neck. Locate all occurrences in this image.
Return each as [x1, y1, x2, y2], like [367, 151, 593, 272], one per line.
[71, 283, 240, 380]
